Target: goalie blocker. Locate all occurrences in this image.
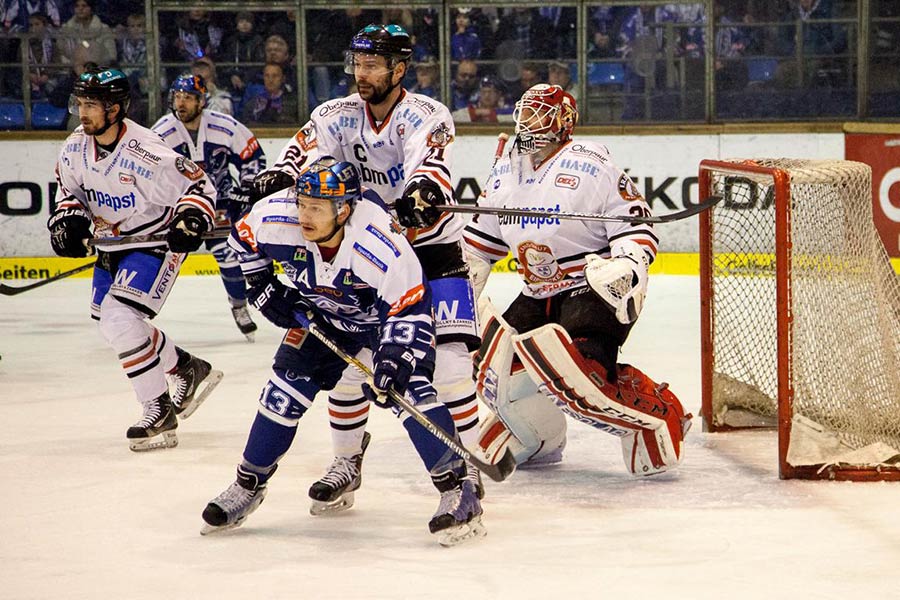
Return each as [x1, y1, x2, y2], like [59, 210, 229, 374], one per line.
[475, 301, 691, 476]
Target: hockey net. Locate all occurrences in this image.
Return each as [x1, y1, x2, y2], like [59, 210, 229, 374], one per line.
[699, 159, 900, 480]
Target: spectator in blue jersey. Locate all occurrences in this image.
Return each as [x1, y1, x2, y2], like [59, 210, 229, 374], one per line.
[240, 62, 297, 125]
[409, 55, 439, 99]
[450, 58, 479, 111]
[152, 73, 267, 341]
[451, 8, 481, 60]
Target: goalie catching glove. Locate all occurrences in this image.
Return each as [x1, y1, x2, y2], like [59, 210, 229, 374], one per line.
[395, 180, 443, 228]
[362, 344, 416, 407]
[584, 240, 650, 324]
[48, 208, 93, 258]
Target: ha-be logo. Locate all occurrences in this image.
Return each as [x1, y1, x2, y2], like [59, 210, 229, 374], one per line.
[555, 174, 580, 189]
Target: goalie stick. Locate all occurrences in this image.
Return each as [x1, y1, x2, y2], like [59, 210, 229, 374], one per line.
[436, 194, 722, 224]
[0, 260, 95, 296]
[292, 310, 517, 483]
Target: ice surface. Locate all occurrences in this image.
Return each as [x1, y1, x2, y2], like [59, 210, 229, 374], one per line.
[2, 274, 898, 600]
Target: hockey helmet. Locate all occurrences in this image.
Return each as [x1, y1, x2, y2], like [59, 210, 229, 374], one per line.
[168, 74, 209, 110]
[69, 67, 131, 119]
[345, 24, 413, 75]
[513, 84, 578, 155]
[296, 157, 361, 214]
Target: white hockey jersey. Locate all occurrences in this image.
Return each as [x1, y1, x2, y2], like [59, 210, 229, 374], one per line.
[53, 118, 217, 253]
[229, 189, 435, 362]
[464, 140, 659, 299]
[151, 109, 265, 209]
[270, 90, 463, 247]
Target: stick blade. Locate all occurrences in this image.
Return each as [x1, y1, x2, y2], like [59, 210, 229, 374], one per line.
[476, 447, 517, 482]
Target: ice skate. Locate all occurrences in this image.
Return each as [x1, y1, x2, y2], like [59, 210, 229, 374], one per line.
[169, 349, 224, 419]
[308, 431, 371, 516]
[465, 461, 485, 499]
[126, 392, 178, 452]
[201, 467, 267, 535]
[231, 304, 257, 342]
[428, 472, 486, 547]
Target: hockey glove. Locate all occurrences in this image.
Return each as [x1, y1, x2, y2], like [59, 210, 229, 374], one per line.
[363, 344, 416, 407]
[248, 278, 310, 329]
[167, 208, 210, 253]
[249, 170, 295, 205]
[226, 187, 253, 223]
[584, 240, 650, 325]
[48, 209, 93, 258]
[395, 180, 443, 228]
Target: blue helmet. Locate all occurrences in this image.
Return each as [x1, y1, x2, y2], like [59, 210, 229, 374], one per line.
[296, 157, 361, 212]
[168, 74, 209, 109]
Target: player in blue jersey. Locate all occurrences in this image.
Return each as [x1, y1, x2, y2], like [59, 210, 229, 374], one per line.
[152, 74, 267, 341]
[200, 157, 485, 546]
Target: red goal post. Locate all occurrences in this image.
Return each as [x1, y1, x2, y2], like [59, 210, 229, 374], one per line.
[698, 158, 900, 481]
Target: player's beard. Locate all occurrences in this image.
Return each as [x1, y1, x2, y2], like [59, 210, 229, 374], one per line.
[358, 71, 396, 106]
[175, 105, 202, 124]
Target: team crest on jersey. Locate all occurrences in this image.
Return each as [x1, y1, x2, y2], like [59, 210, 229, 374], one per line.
[294, 123, 317, 151]
[555, 174, 580, 189]
[426, 123, 453, 148]
[118, 173, 136, 185]
[396, 123, 406, 138]
[176, 157, 204, 181]
[517, 241, 564, 283]
[293, 247, 308, 262]
[618, 174, 643, 202]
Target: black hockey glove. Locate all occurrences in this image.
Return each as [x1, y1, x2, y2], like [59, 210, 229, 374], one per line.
[48, 209, 93, 258]
[249, 170, 295, 205]
[395, 180, 443, 229]
[227, 186, 253, 223]
[166, 208, 209, 253]
[248, 278, 310, 329]
[363, 344, 416, 407]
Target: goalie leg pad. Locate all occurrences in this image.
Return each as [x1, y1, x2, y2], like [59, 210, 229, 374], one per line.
[477, 388, 567, 466]
[472, 299, 518, 413]
[616, 365, 692, 475]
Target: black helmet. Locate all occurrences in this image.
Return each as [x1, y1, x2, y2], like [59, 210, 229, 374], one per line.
[71, 67, 131, 120]
[348, 24, 413, 63]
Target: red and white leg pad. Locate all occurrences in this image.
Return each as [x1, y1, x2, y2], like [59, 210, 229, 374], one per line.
[473, 300, 567, 466]
[512, 323, 691, 475]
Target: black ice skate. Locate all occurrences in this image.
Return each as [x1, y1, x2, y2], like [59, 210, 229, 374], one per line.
[428, 471, 486, 547]
[231, 304, 257, 342]
[126, 392, 178, 452]
[308, 431, 371, 516]
[169, 348, 224, 419]
[201, 466, 268, 535]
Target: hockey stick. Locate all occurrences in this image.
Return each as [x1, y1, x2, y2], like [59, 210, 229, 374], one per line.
[85, 229, 230, 248]
[292, 310, 517, 483]
[435, 194, 722, 224]
[0, 260, 95, 296]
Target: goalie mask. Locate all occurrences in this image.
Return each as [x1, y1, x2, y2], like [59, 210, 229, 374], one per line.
[513, 84, 578, 156]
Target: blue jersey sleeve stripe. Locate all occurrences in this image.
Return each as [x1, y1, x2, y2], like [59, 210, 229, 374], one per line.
[353, 242, 388, 272]
[365, 224, 402, 257]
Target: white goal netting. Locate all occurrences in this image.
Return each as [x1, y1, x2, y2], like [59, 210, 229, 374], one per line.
[704, 159, 900, 471]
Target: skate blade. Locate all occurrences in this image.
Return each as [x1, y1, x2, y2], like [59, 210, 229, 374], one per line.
[128, 430, 178, 452]
[436, 515, 487, 547]
[243, 332, 256, 343]
[309, 491, 355, 516]
[200, 517, 244, 536]
[178, 369, 224, 419]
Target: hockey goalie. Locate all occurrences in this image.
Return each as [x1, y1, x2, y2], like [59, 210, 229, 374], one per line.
[463, 84, 691, 476]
